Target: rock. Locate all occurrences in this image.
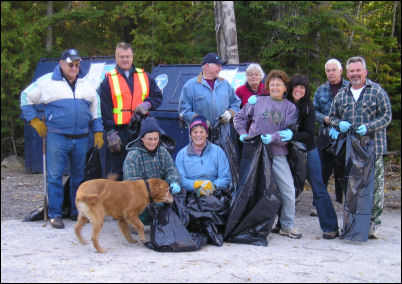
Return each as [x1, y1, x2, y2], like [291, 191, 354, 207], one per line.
[1, 155, 24, 170]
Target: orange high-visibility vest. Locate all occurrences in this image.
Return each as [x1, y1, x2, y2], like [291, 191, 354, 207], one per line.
[106, 68, 149, 125]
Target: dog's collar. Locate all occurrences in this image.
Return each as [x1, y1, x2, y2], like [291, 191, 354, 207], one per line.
[144, 180, 153, 203]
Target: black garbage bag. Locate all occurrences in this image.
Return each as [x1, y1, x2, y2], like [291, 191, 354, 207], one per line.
[145, 191, 208, 252]
[209, 122, 240, 193]
[185, 188, 232, 247]
[127, 112, 149, 137]
[160, 133, 176, 155]
[287, 141, 307, 198]
[224, 135, 281, 246]
[23, 146, 103, 221]
[333, 131, 375, 242]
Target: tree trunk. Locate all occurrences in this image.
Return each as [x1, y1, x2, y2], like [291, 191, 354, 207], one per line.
[214, 1, 239, 64]
[348, 1, 362, 50]
[46, 1, 53, 51]
[390, 1, 399, 53]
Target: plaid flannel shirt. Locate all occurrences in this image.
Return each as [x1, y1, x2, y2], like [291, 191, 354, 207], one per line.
[329, 79, 392, 155]
[123, 143, 180, 186]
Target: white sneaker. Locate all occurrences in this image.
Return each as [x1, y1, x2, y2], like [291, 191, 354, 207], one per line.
[369, 223, 379, 239]
[279, 228, 302, 239]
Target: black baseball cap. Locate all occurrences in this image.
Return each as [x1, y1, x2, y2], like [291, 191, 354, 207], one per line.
[60, 49, 82, 63]
[202, 53, 226, 66]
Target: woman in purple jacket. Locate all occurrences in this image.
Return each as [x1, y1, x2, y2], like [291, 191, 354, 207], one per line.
[233, 70, 302, 239]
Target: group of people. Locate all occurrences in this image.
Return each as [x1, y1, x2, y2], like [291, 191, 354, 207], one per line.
[20, 43, 392, 243]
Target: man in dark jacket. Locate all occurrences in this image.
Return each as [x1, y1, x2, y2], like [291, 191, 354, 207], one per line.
[98, 42, 163, 180]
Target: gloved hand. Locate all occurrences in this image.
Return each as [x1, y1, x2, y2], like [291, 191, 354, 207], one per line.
[94, 132, 104, 149]
[194, 180, 216, 197]
[30, 118, 47, 137]
[248, 95, 257, 105]
[278, 129, 293, 142]
[170, 183, 181, 194]
[339, 121, 351, 133]
[219, 110, 232, 124]
[135, 101, 151, 115]
[261, 134, 272, 145]
[356, 124, 367, 136]
[106, 130, 122, 153]
[155, 202, 165, 207]
[239, 134, 249, 143]
[329, 127, 339, 140]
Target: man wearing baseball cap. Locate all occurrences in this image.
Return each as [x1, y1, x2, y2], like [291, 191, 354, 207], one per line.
[178, 52, 240, 135]
[20, 48, 104, 229]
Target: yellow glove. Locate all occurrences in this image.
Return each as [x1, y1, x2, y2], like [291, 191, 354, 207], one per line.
[94, 132, 104, 149]
[30, 118, 47, 137]
[194, 180, 216, 197]
[193, 180, 204, 189]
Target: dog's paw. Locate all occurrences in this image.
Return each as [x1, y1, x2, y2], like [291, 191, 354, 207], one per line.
[96, 248, 107, 253]
[127, 238, 137, 244]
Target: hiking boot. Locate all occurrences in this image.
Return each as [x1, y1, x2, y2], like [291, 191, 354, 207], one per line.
[369, 223, 379, 239]
[323, 230, 339, 239]
[279, 228, 302, 239]
[50, 217, 64, 229]
[310, 208, 318, 217]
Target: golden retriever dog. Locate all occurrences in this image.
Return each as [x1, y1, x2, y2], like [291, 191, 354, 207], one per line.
[74, 177, 173, 253]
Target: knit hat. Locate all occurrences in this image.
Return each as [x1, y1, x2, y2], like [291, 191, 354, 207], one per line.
[190, 115, 209, 134]
[139, 117, 162, 138]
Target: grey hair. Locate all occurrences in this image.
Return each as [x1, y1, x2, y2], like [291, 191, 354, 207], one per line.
[346, 56, 367, 71]
[115, 42, 132, 53]
[324, 58, 342, 71]
[246, 63, 265, 79]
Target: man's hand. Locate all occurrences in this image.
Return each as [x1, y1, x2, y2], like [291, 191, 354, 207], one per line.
[356, 124, 367, 136]
[94, 132, 104, 149]
[106, 130, 122, 152]
[30, 118, 47, 137]
[339, 121, 351, 133]
[135, 101, 151, 115]
[329, 127, 339, 140]
[219, 110, 232, 124]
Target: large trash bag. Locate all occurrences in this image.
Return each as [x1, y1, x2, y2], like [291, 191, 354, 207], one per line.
[185, 188, 232, 247]
[22, 146, 103, 221]
[209, 122, 240, 193]
[224, 135, 281, 247]
[145, 190, 208, 252]
[333, 131, 375, 242]
[327, 134, 348, 203]
[127, 112, 149, 137]
[287, 141, 307, 198]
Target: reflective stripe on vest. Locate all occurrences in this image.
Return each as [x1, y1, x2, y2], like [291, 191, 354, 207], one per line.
[107, 68, 149, 125]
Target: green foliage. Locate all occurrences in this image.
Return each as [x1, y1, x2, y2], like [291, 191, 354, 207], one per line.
[1, 1, 401, 158]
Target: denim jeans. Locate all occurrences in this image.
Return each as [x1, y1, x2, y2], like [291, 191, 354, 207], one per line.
[307, 148, 338, 232]
[46, 132, 88, 218]
[271, 155, 296, 230]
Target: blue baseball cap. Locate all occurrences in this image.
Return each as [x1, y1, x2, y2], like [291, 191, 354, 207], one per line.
[202, 53, 226, 66]
[60, 49, 82, 63]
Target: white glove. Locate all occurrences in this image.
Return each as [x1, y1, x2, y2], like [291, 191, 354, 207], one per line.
[219, 110, 232, 124]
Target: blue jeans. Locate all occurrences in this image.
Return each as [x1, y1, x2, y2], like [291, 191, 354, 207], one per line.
[307, 148, 338, 232]
[46, 132, 88, 218]
[271, 156, 296, 230]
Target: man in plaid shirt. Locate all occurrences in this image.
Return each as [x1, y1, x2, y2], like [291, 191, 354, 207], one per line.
[329, 56, 392, 239]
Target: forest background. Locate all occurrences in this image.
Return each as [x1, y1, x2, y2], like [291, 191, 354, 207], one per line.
[1, 1, 401, 160]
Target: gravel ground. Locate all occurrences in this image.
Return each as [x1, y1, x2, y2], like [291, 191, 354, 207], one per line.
[1, 161, 401, 283]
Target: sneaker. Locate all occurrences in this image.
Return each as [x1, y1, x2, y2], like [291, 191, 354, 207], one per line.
[310, 208, 318, 217]
[50, 217, 64, 229]
[279, 228, 302, 239]
[369, 223, 379, 239]
[323, 230, 339, 239]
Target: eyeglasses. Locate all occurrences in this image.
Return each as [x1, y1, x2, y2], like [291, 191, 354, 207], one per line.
[67, 63, 80, 69]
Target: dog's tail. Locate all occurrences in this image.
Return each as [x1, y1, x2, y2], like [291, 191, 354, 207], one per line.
[78, 194, 100, 205]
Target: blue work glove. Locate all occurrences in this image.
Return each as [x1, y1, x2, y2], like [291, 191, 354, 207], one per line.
[155, 202, 165, 207]
[261, 134, 272, 145]
[339, 121, 351, 133]
[248, 95, 257, 105]
[356, 124, 367, 136]
[239, 134, 249, 143]
[278, 129, 293, 142]
[170, 183, 181, 194]
[329, 127, 340, 140]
